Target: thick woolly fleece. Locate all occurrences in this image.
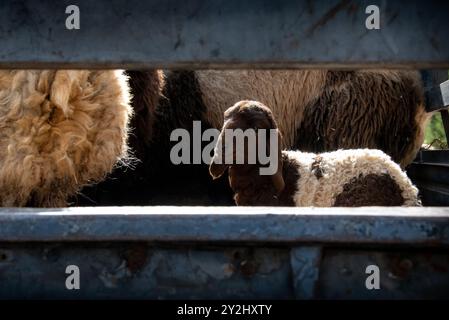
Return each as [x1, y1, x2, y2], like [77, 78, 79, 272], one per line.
[0, 70, 132, 207]
[284, 149, 420, 207]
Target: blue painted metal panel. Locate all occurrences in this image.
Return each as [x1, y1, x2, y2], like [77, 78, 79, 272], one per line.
[1, 243, 448, 299]
[318, 248, 449, 299]
[0, 0, 448, 68]
[290, 247, 322, 299]
[0, 244, 294, 299]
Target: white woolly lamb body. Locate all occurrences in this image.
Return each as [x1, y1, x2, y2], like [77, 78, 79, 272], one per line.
[284, 149, 420, 207]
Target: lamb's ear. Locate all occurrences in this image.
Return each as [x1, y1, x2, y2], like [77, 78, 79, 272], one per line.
[270, 129, 285, 195]
[209, 128, 230, 179]
[209, 162, 228, 179]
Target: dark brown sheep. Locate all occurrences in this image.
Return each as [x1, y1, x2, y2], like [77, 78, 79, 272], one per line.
[295, 70, 427, 167]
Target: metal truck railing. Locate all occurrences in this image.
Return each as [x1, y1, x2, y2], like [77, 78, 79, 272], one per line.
[0, 207, 448, 299]
[0, 0, 448, 299]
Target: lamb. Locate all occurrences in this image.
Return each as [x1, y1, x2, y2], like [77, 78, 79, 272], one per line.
[209, 100, 421, 207]
[0, 70, 132, 207]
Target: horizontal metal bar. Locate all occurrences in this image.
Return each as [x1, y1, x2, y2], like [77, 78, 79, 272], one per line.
[0, 207, 448, 245]
[1, 0, 449, 69]
[412, 150, 449, 164]
[413, 183, 449, 206]
[407, 162, 449, 187]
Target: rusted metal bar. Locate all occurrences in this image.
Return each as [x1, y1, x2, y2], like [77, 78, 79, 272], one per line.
[0, 0, 448, 69]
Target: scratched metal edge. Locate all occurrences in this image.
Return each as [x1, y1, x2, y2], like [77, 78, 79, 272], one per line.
[0, 62, 449, 70]
[0, 207, 448, 244]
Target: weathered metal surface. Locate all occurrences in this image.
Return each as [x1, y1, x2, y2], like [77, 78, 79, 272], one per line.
[408, 150, 449, 206]
[1, 0, 449, 69]
[0, 243, 448, 299]
[318, 249, 449, 299]
[0, 244, 293, 299]
[290, 246, 322, 299]
[0, 207, 448, 245]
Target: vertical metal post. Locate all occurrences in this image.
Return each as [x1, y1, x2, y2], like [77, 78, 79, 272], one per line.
[420, 71, 449, 146]
[289, 246, 322, 299]
[441, 109, 449, 143]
